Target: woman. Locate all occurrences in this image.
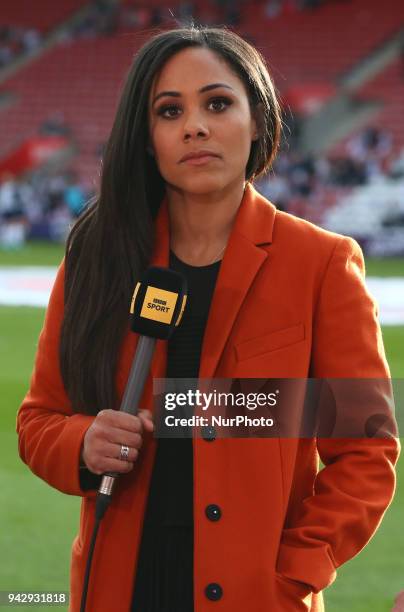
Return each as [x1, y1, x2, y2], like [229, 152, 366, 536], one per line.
[17, 26, 399, 611]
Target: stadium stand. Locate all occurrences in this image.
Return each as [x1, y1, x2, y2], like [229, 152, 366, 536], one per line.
[331, 58, 404, 158]
[242, 0, 404, 87]
[0, 37, 134, 181]
[1, 0, 88, 32]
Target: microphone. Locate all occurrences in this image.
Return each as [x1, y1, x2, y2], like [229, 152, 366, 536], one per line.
[81, 267, 187, 612]
[97, 266, 187, 509]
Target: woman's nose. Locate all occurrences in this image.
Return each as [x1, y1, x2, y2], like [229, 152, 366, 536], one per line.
[183, 113, 209, 140]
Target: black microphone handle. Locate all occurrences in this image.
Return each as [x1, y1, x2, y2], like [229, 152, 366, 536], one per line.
[120, 335, 157, 415]
[98, 335, 156, 497]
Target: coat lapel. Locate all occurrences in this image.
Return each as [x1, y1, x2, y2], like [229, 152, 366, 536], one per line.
[199, 183, 276, 378]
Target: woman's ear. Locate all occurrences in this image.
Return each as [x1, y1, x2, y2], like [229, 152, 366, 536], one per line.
[251, 102, 264, 141]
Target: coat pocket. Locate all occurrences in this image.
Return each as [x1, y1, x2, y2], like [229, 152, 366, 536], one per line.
[235, 323, 305, 362]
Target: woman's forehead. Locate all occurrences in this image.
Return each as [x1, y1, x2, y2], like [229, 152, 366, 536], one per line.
[149, 47, 242, 100]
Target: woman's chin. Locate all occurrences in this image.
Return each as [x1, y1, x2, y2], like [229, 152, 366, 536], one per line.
[168, 176, 232, 196]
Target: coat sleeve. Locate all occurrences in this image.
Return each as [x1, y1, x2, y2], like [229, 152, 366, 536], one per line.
[16, 258, 101, 497]
[276, 236, 400, 592]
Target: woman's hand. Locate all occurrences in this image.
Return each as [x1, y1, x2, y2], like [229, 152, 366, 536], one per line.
[80, 409, 154, 475]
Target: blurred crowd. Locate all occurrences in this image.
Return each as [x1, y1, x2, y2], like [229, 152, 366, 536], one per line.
[263, 0, 352, 19]
[0, 25, 42, 68]
[0, 169, 94, 249]
[256, 126, 402, 215]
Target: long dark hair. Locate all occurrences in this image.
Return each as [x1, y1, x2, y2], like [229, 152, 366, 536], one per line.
[60, 24, 282, 415]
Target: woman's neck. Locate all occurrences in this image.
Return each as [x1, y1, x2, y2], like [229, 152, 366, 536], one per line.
[166, 179, 246, 266]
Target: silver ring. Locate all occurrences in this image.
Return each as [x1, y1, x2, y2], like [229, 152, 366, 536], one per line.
[119, 444, 130, 462]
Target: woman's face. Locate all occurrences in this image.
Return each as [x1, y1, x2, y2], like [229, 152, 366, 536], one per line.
[148, 46, 258, 195]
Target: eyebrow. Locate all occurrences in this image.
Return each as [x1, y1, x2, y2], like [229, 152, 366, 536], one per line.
[152, 82, 234, 105]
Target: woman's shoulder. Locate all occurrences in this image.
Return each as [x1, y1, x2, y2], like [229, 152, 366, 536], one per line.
[46, 256, 66, 311]
[252, 185, 357, 255]
[272, 206, 361, 260]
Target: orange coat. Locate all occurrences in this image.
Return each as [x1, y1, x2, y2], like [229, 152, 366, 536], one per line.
[17, 183, 399, 611]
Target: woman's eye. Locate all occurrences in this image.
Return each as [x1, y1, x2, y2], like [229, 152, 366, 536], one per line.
[157, 105, 180, 118]
[208, 97, 232, 112]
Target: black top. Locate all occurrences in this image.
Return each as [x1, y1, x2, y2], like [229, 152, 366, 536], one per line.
[131, 251, 221, 611]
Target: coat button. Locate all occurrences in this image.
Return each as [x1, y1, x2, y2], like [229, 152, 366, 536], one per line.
[201, 425, 216, 441]
[205, 504, 221, 521]
[205, 583, 223, 601]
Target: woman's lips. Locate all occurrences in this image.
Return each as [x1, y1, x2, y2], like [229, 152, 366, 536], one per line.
[182, 155, 221, 165]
